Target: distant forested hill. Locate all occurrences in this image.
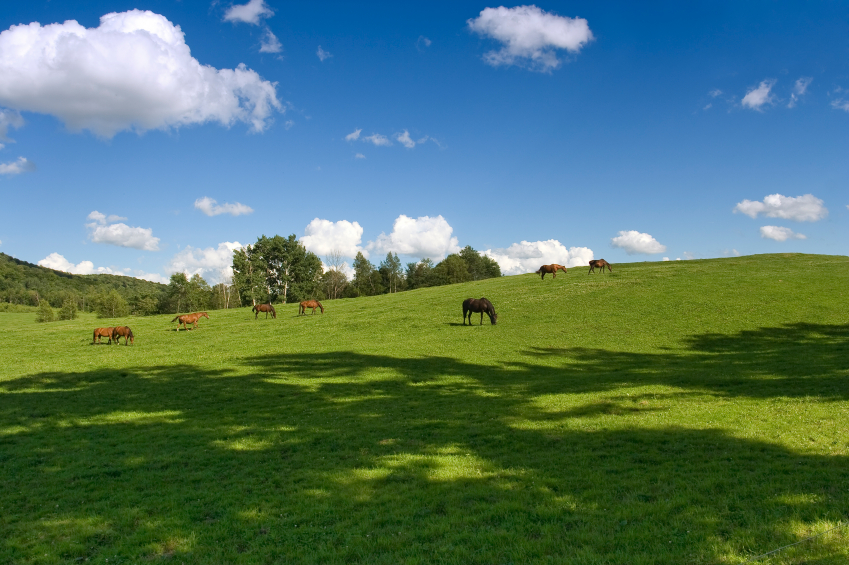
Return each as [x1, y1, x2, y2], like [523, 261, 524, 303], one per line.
[0, 252, 167, 314]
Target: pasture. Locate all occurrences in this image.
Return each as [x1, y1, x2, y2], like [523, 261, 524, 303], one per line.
[1, 253, 847, 564]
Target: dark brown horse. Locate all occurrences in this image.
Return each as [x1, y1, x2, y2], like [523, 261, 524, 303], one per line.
[252, 303, 276, 319]
[299, 300, 324, 315]
[536, 264, 568, 279]
[92, 327, 115, 344]
[171, 311, 209, 331]
[112, 326, 134, 345]
[588, 259, 612, 274]
[463, 297, 497, 325]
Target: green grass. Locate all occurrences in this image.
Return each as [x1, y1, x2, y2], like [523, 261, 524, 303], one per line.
[1, 253, 848, 564]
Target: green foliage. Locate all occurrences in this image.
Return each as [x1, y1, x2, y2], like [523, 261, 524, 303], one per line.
[93, 289, 130, 318]
[0, 252, 167, 313]
[431, 253, 472, 285]
[405, 258, 436, 289]
[34, 300, 54, 323]
[379, 252, 404, 293]
[232, 235, 323, 304]
[57, 296, 78, 320]
[1, 254, 848, 564]
[459, 245, 502, 279]
[351, 251, 384, 297]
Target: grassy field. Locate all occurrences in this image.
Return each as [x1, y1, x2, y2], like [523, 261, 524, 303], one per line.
[1, 253, 847, 564]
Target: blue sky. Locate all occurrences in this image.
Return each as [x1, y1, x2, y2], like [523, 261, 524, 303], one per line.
[0, 1, 846, 283]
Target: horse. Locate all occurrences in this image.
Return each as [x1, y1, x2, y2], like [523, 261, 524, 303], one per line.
[299, 300, 324, 315]
[463, 297, 497, 325]
[536, 264, 568, 279]
[112, 326, 134, 345]
[92, 327, 115, 344]
[588, 259, 612, 274]
[252, 303, 276, 319]
[171, 311, 209, 331]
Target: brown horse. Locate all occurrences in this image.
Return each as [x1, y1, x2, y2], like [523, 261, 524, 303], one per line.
[588, 259, 612, 274]
[299, 300, 324, 315]
[252, 303, 276, 319]
[92, 327, 115, 344]
[171, 311, 209, 331]
[112, 326, 134, 345]
[463, 297, 497, 325]
[536, 264, 568, 279]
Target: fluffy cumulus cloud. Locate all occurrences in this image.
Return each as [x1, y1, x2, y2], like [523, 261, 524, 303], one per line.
[467, 5, 593, 71]
[300, 218, 365, 258]
[223, 0, 274, 25]
[0, 156, 35, 175]
[38, 252, 168, 282]
[788, 77, 812, 108]
[194, 196, 253, 217]
[86, 210, 160, 251]
[741, 79, 776, 111]
[610, 230, 666, 255]
[483, 240, 593, 276]
[734, 193, 827, 222]
[760, 226, 806, 242]
[0, 10, 283, 137]
[368, 215, 460, 260]
[165, 241, 242, 283]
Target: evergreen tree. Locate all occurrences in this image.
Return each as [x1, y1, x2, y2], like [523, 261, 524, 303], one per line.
[35, 300, 55, 323]
[57, 296, 78, 320]
[379, 252, 403, 293]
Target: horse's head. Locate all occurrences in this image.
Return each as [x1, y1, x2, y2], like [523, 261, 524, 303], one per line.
[490, 312, 498, 325]
[202, 312, 209, 319]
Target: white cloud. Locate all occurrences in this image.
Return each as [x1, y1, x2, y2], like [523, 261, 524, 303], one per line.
[741, 79, 776, 111]
[683, 252, 695, 260]
[165, 241, 242, 283]
[483, 240, 593, 276]
[417, 36, 432, 50]
[0, 156, 35, 175]
[734, 193, 827, 222]
[345, 128, 362, 141]
[317, 46, 332, 61]
[354, 153, 365, 159]
[300, 218, 366, 258]
[223, 0, 273, 25]
[0, 109, 23, 142]
[788, 77, 812, 108]
[363, 133, 392, 146]
[709, 89, 722, 98]
[467, 5, 593, 72]
[194, 196, 254, 217]
[396, 130, 416, 148]
[368, 215, 460, 260]
[831, 98, 849, 112]
[260, 29, 282, 53]
[86, 210, 160, 251]
[322, 260, 355, 281]
[0, 10, 283, 138]
[611, 230, 666, 255]
[760, 226, 806, 242]
[38, 252, 112, 275]
[663, 257, 670, 261]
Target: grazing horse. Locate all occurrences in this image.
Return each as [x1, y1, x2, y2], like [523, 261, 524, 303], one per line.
[463, 297, 498, 326]
[92, 327, 115, 345]
[112, 326, 134, 345]
[299, 300, 324, 315]
[171, 311, 209, 331]
[253, 303, 276, 319]
[536, 264, 568, 279]
[588, 259, 612, 274]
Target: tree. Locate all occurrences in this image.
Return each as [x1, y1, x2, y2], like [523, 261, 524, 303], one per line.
[232, 244, 267, 306]
[459, 246, 502, 280]
[352, 252, 383, 296]
[57, 296, 78, 320]
[95, 289, 130, 318]
[35, 300, 55, 323]
[379, 252, 404, 293]
[432, 254, 472, 285]
[165, 273, 190, 313]
[186, 273, 212, 311]
[405, 259, 435, 290]
[323, 250, 348, 300]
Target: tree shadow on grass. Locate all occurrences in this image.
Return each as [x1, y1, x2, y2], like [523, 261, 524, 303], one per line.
[1, 323, 847, 563]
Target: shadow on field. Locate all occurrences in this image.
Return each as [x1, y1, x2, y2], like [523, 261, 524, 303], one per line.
[1, 323, 847, 563]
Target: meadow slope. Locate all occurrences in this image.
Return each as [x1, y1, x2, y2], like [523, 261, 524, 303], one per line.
[1, 253, 848, 564]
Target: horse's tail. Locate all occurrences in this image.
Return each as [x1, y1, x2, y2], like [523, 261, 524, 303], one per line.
[93, 329, 97, 342]
[171, 316, 179, 323]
